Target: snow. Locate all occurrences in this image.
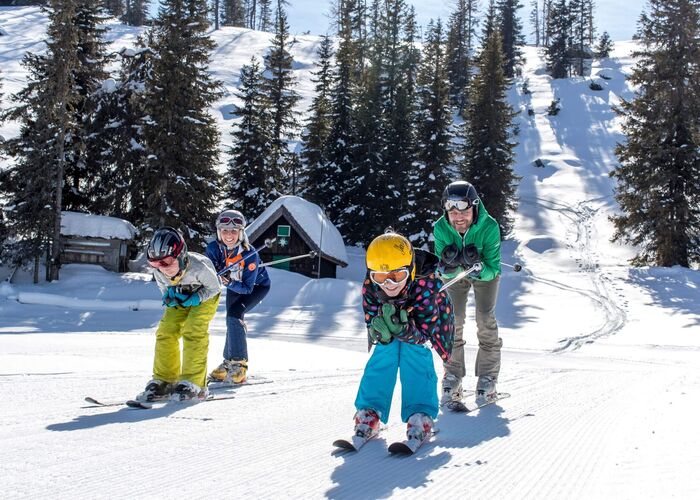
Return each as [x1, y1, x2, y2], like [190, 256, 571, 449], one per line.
[248, 195, 349, 266]
[1, 8, 700, 500]
[60, 211, 137, 240]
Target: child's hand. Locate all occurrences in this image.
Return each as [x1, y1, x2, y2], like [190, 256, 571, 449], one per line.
[370, 304, 408, 342]
[173, 292, 201, 308]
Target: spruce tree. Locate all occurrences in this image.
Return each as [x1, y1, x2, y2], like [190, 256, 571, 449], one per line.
[497, 0, 525, 78]
[545, 0, 572, 78]
[257, 0, 272, 31]
[407, 19, 454, 248]
[221, 0, 246, 26]
[323, 0, 357, 228]
[0, 0, 80, 281]
[530, 0, 540, 46]
[140, 0, 222, 244]
[595, 31, 613, 58]
[262, 0, 300, 194]
[104, 0, 124, 17]
[611, 0, 700, 267]
[123, 0, 149, 26]
[226, 58, 277, 217]
[462, 20, 519, 235]
[570, 0, 594, 75]
[300, 35, 335, 205]
[88, 39, 153, 220]
[446, 0, 479, 112]
[63, 0, 111, 212]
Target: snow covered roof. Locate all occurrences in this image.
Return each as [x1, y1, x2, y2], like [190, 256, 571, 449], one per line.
[60, 211, 137, 240]
[247, 196, 348, 267]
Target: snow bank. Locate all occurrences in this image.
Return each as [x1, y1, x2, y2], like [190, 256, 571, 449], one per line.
[61, 211, 137, 240]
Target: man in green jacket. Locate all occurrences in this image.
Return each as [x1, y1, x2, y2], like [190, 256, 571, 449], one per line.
[433, 181, 503, 404]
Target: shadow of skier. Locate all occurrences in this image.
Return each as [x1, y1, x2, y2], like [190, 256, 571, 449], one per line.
[436, 403, 511, 449]
[46, 402, 203, 432]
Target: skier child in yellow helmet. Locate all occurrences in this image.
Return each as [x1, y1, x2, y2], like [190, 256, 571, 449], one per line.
[350, 231, 454, 447]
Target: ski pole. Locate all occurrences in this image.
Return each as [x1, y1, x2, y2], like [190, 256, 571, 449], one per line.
[439, 263, 482, 292]
[217, 238, 276, 276]
[260, 250, 318, 267]
[502, 262, 523, 272]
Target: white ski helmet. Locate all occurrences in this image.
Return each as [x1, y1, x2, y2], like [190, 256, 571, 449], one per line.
[216, 209, 249, 248]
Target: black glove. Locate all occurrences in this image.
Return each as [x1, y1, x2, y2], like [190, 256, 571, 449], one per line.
[439, 244, 461, 273]
[462, 244, 483, 278]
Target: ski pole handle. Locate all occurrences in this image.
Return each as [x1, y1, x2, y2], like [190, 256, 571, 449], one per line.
[217, 238, 276, 276]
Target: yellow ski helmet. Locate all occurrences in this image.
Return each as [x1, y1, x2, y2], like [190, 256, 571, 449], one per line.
[365, 232, 415, 281]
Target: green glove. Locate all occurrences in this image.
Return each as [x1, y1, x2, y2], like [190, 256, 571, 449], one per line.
[370, 304, 408, 344]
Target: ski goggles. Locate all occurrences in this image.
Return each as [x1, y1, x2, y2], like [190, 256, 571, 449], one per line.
[370, 267, 410, 286]
[444, 198, 478, 212]
[217, 216, 245, 228]
[148, 256, 177, 268]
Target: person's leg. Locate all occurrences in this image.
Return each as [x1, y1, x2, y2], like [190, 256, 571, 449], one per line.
[443, 278, 471, 379]
[153, 306, 189, 383]
[225, 284, 270, 361]
[180, 295, 220, 388]
[399, 343, 439, 422]
[354, 340, 400, 423]
[472, 277, 502, 379]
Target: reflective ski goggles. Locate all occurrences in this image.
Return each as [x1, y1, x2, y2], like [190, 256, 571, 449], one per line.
[369, 267, 410, 286]
[217, 216, 245, 228]
[148, 256, 177, 268]
[444, 198, 479, 212]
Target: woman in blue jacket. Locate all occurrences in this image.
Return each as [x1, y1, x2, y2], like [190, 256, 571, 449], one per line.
[206, 209, 271, 384]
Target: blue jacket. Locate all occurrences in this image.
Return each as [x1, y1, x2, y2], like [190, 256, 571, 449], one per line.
[205, 240, 271, 295]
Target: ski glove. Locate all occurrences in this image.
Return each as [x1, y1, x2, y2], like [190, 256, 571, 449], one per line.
[462, 244, 483, 278]
[439, 244, 462, 274]
[370, 303, 408, 344]
[173, 292, 201, 308]
[163, 287, 180, 307]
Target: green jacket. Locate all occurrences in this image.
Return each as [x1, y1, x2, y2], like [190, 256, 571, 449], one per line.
[432, 204, 502, 282]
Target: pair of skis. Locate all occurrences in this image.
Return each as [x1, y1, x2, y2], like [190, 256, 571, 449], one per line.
[84, 377, 272, 410]
[333, 392, 510, 455]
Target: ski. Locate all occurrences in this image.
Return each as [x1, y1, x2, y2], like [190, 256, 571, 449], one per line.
[125, 393, 238, 410]
[388, 430, 438, 456]
[333, 430, 382, 452]
[206, 377, 273, 390]
[445, 392, 511, 413]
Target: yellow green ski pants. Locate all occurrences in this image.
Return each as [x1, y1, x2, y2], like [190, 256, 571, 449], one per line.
[152, 294, 220, 388]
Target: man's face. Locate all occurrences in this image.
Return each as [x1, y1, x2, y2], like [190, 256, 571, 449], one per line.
[447, 207, 474, 234]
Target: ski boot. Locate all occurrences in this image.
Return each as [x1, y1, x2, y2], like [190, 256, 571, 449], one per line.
[170, 380, 208, 402]
[136, 379, 172, 402]
[225, 359, 248, 384]
[441, 373, 462, 404]
[353, 408, 381, 439]
[406, 412, 434, 442]
[475, 375, 497, 403]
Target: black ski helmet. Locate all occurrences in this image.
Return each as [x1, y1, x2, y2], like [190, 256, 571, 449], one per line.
[147, 227, 188, 268]
[441, 181, 480, 220]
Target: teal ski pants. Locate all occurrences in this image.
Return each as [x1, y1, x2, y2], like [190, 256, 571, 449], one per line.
[354, 339, 439, 423]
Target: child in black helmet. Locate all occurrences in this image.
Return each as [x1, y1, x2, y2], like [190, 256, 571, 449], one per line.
[137, 227, 221, 403]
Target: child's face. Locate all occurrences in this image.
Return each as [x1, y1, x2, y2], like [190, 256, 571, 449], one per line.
[380, 280, 406, 297]
[157, 259, 180, 278]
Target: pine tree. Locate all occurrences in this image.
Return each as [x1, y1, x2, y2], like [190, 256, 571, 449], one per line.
[140, 0, 222, 244]
[462, 19, 519, 235]
[257, 0, 272, 31]
[0, 0, 81, 281]
[446, 0, 479, 112]
[300, 35, 335, 205]
[123, 0, 149, 26]
[407, 19, 454, 248]
[262, 0, 300, 194]
[529, 0, 540, 46]
[221, 0, 246, 26]
[545, 0, 572, 78]
[104, 0, 124, 17]
[226, 58, 277, 217]
[323, 0, 357, 228]
[570, 0, 594, 76]
[63, 0, 111, 212]
[88, 39, 153, 220]
[595, 30, 613, 58]
[611, 0, 700, 267]
[497, 0, 525, 78]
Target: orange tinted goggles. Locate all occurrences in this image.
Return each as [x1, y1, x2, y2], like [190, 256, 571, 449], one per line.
[370, 267, 410, 286]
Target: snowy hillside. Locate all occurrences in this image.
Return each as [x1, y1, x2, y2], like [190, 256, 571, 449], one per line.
[1, 7, 700, 500]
